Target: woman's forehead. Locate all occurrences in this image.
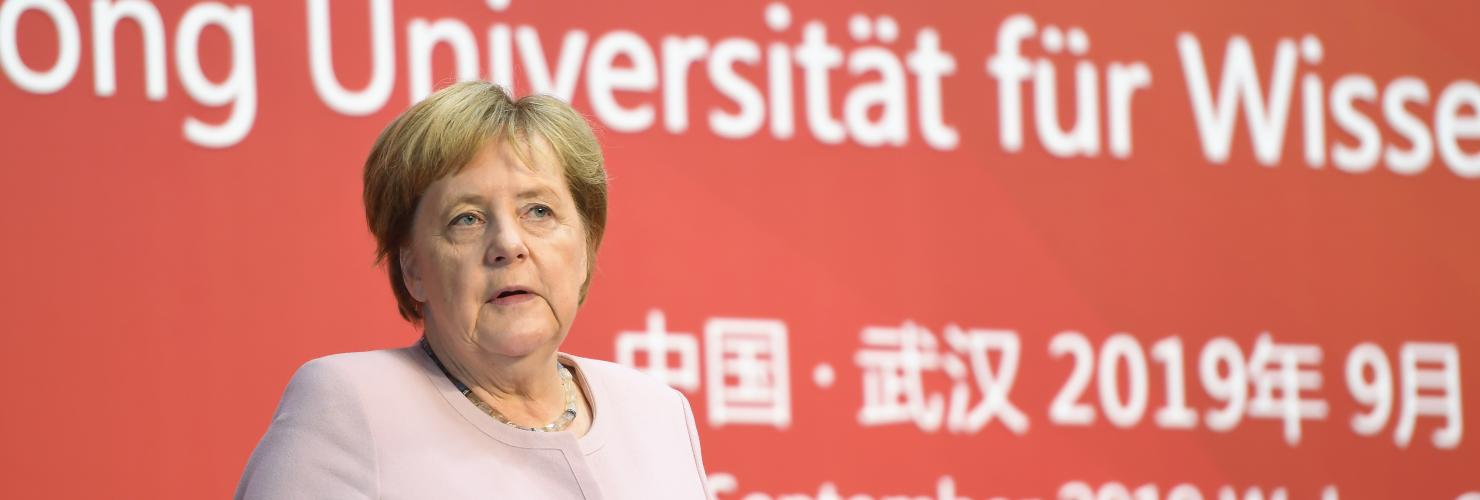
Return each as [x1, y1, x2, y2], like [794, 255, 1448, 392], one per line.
[483, 134, 559, 176]
[428, 137, 566, 203]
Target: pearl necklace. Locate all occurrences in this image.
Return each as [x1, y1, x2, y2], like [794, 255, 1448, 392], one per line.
[419, 337, 578, 432]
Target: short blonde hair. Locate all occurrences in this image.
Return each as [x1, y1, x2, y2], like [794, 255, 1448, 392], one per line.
[363, 81, 608, 322]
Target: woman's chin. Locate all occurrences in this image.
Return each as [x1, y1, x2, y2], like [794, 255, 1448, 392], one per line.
[473, 322, 560, 358]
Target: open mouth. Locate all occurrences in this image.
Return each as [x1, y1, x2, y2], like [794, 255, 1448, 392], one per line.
[490, 288, 535, 304]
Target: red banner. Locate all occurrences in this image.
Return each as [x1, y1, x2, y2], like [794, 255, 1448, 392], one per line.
[1, 0, 1476, 498]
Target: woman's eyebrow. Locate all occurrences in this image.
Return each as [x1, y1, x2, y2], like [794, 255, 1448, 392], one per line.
[443, 193, 488, 210]
[517, 185, 559, 201]
[441, 187, 554, 210]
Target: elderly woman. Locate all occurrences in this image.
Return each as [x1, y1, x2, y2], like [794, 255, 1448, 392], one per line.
[235, 82, 711, 499]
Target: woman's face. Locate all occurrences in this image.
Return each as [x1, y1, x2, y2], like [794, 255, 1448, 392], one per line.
[401, 137, 588, 358]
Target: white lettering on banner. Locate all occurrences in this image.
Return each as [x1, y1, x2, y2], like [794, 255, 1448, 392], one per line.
[712, 475, 1347, 500]
[1097, 334, 1150, 428]
[93, 0, 167, 100]
[1048, 331, 1096, 425]
[512, 25, 588, 102]
[762, 3, 795, 140]
[792, 20, 845, 144]
[855, 321, 946, 430]
[614, 309, 701, 391]
[1344, 342, 1393, 437]
[1200, 336, 1250, 432]
[942, 325, 1028, 434]
[1245, 333, 1328, 446]
[709, 474, 977, 500]
[4, 0, 1479, 175]
[1396, 342, 1464, 449]
[661, 34, 707, 134]
[613, 309, 796, 428]
[841, 14, 907, 147]
[1060, 482, 1342, 500]
[3, 1, 971, 150]
[173, 2, 256, 148]
[1151, 336, 1200, 429]
[705, 317, 791, 429]
[401, 1, 964, 147]
[0, 0, 80, 94]
[1176, 34, 1298, 167]
[1177, 32, 1480, 177]
[1345, 341, 1465, 448]
[907, 27, 958, 150]
[986, 14, 1152, 159]
[586, 30, 658, 132]
[1049, 331, 1161, 429]
[1, 0, 258, 147]
[706, 36, 765, 139]
[855, 321, 1027, 434]
[307, 0, 394, 115]
[5, 0, 1480, 175]
[1036, 330, 1466, 448]
[615, 308, 1467, 449]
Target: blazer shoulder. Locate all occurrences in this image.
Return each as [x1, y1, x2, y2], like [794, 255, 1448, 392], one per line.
[297, 347, 417, 384]
[235, 349, 407, 499]
[565, 354, 712, 497]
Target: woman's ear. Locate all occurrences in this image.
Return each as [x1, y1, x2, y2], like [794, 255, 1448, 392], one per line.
[399, 246, 427, 302]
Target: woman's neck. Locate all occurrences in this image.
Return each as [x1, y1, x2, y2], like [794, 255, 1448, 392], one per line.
[423, 328, 568, 424]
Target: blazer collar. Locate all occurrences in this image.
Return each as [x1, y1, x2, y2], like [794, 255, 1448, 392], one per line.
[407, 342, 611, 455]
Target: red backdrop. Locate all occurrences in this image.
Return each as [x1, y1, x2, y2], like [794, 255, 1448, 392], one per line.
[1, 0, 1476, 498]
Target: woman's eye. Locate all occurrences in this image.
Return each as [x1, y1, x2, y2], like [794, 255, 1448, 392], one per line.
[451, 213, 482, 226]
[527, 205, 553, 219]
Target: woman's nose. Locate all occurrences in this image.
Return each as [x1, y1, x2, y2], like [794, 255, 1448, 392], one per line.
[486, 216, 528, 264]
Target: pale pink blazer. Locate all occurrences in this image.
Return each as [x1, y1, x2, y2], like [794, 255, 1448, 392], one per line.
[235, 344, 712, 499]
